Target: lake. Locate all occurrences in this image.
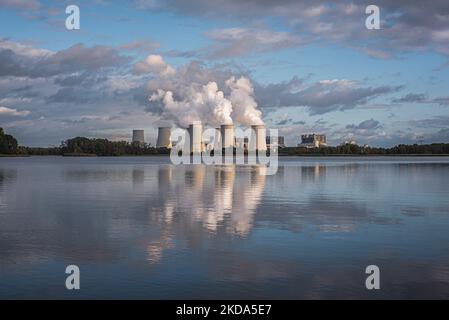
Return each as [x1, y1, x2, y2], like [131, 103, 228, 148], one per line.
[1, 156, 449, 299]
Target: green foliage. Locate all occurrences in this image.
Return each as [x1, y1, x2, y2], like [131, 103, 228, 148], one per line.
[8, 131, 449, 156]
[0, 127, 18, 154]
[281, 143, 449, 156]
[59, 136, 166, 156]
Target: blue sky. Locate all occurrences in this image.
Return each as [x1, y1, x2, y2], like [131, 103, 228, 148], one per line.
[0, 0, 448, 147]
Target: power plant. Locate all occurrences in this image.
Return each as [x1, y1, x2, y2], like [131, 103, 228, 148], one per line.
[156, 127, 172, 148]
[299, 134, 327, 148]
[155, 122, 271, 152]
[220, 124, 235, 151]
[251, 125, 267, 152]
[214, 127, 222, 150]
[188, 121, 203, 153]
[132, 129, 145, 146]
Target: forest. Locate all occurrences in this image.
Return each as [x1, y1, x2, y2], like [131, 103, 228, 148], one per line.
[1, 128, 448, 156]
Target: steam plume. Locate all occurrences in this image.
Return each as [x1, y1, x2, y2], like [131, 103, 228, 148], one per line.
[141, 55, 264, 126]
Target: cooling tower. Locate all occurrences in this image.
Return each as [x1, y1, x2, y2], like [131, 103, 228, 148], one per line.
[220, 124, 234, 150]
[188, 121, 203, 153]
[251, 125, 267, 151]
[132, 129, 145, 146]
[156, 127, 172, 148]
[214, 127, 222, 150]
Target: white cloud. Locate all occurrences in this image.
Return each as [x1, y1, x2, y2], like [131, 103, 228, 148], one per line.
[133, 55, 176, 77]
[0, 38, 52, 59]
[0, 106, 30, 117]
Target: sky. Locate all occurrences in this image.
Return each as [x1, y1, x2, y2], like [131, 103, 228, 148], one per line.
[0, 0, 448, 147]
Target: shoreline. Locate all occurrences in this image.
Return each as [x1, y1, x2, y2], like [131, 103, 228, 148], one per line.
[3, 153, 449, 157]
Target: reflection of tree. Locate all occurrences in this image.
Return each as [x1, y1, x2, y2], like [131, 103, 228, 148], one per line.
[0, 169, 17, 209]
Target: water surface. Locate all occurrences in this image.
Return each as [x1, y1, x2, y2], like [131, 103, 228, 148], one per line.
[1, 156, 449, 299]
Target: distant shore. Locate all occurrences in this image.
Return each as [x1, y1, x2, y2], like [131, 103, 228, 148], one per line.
[0, 154, 30, 157]
[2, 153, 449, 158]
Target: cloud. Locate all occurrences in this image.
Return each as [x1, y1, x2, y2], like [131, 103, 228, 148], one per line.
[392, 93, 428, 103]
[120, 39, 160, 53]
[0, 0, 40, 10]
[392, 93, 449, 106]
[0, 41, 128, 78]
[133, 54, 175, 77]
[204, 27, 303, 59]
[408, 116, 449, 129]
[46, 87, 100, 104]
[147, 0, 449, 58]
[433, 96, 449, 106]
[256, 78, 401, 115]
[346, 119, 381, 130]
[0, 106, 30, 117]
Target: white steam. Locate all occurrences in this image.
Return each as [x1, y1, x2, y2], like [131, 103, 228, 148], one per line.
[149, 81, 233, 127]
[141, 55, 264, 126]
[226, 76, 264, 126]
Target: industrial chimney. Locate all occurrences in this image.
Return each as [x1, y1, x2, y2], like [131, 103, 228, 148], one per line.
[251, 125, 267, 151]
[132, 129, 145, 146]
[156, 127, 172, 148]
[214, 127, 222, 150]
[188, 121, 203, 154]
[220, 124, 234, 151]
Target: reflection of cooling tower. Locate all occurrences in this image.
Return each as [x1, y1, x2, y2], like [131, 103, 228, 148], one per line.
[188, 121, 203, 153]
[220, 124, 234, 150]
[156, 127, 172, 148]
[251, 125, 267, 151]
[132, 130, 145, 145]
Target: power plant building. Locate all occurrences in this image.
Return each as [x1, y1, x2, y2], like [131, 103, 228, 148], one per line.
[299, 134, 327, 148]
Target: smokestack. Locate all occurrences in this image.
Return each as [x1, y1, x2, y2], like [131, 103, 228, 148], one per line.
[220, 124, 234, 150]
[156, 127, 172, 148]
[188, 121, 203, 154]
[132, 129, 145, 146]
[251, 125, 267, 151]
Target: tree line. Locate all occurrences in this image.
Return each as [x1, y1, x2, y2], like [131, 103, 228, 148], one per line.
[0, 128, 19, 154]
[27, 136, 169, 156]
[1, 127, 448, 156]
[280, 143, 449, 156]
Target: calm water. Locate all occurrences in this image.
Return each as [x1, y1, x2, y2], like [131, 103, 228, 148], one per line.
[1, 156, 449, 299]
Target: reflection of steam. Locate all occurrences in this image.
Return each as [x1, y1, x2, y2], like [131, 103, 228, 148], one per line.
[148, 164, 267, 245]
[209, 166, 235, 231]
[147, 229, 173, 264]
[230, 166, 266, 235]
